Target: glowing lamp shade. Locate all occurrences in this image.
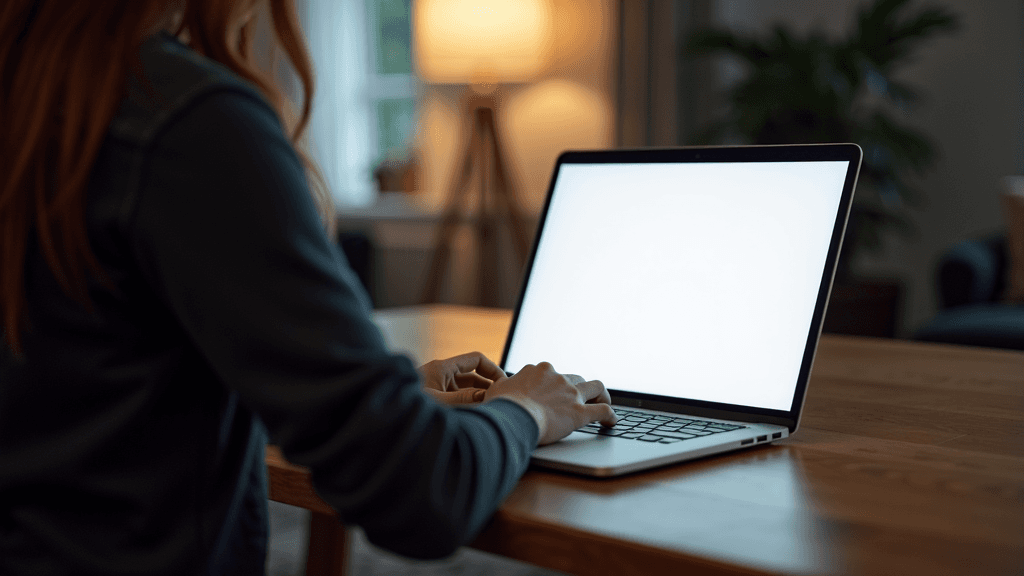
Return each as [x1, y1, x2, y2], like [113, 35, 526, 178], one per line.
[414, 0, 554, 84]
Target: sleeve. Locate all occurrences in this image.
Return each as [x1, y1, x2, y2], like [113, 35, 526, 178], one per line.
[128, 87, 539, 559]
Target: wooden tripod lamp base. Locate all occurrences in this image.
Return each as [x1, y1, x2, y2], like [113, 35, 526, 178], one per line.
[421, 92, 531, 306]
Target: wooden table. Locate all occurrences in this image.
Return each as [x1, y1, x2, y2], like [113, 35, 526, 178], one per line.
[267, 305, 1024, 576]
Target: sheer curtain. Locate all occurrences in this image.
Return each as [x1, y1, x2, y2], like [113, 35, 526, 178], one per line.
[301, 0, 377, 207]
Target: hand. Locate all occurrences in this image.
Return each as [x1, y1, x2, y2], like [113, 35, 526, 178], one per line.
[419, 352, 505, 405]
[483, 362, 617, 445]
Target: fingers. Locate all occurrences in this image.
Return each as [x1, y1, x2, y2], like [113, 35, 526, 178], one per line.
[417, 360, 448, 391]
[575, 379, 612, 406]
[424, 387, 487, 405]
[453, 372, 493, 390]
[575, 379, 616, 426]
[583, 402, 618, 427]
[447, 352, 506, 382]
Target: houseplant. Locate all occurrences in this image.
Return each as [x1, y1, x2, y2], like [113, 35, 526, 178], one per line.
[686, 0, 958, 281]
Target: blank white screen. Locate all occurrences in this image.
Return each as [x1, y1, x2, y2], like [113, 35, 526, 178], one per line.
[504, 161, 849, 411]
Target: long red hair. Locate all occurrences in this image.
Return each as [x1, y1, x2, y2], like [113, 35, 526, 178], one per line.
[0, 0, 331, 357]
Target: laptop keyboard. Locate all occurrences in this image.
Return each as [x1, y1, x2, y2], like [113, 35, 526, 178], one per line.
[576, 408, 746, 444]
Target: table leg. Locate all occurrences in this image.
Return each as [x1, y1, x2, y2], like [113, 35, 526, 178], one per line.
[304, 511, 347, 576]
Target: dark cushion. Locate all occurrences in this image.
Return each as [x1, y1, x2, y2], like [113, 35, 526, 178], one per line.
[937, 237, 1007, 307]
[915, 303, 1024, 350]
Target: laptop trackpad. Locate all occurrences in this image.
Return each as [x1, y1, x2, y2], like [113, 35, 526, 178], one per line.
[533, 430, 671, 467]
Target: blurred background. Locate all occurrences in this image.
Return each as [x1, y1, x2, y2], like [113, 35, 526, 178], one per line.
[289, 0, 1022, 341]
[269, 2, 1022, 572]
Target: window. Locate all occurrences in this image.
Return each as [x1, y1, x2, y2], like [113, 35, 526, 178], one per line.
[368, 0, 417, 168]
[302, 0, 417, 207]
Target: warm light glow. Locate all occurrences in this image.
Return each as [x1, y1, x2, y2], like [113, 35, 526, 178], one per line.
[414, 0, 554, 84]
[503, 79, 613, 211]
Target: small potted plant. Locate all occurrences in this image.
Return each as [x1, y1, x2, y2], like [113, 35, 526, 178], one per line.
[686, 0, 959, 283]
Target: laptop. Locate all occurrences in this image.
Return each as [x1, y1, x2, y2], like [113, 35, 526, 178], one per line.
[500, 144, 862, 477]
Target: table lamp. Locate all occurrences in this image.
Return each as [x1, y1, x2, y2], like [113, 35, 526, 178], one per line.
[413, 0, 554, 306]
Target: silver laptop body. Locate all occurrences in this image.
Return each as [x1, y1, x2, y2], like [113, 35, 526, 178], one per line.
[500, 144, 862, 477]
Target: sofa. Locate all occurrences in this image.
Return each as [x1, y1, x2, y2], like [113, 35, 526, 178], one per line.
[914, 236, 1024, 350]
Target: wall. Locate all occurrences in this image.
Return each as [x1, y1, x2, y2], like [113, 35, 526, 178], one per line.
[706, 0, 1024, 335]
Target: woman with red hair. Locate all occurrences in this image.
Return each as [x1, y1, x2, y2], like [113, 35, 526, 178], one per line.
[0, 1, 615, 573]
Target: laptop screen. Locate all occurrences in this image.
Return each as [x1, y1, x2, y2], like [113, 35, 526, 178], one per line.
[502, 156, 851, 412]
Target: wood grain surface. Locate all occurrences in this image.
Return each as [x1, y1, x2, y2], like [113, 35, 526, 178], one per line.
[268, 305, 1024, 576]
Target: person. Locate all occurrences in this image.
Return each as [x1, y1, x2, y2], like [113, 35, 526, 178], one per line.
[0, 1, 617, 574]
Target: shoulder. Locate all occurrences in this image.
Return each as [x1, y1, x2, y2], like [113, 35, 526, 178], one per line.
[109, 32, 278, 146]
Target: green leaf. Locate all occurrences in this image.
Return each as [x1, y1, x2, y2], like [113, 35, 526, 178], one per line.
[865, 113, 936, 172]
[681, 0, 958, 262]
